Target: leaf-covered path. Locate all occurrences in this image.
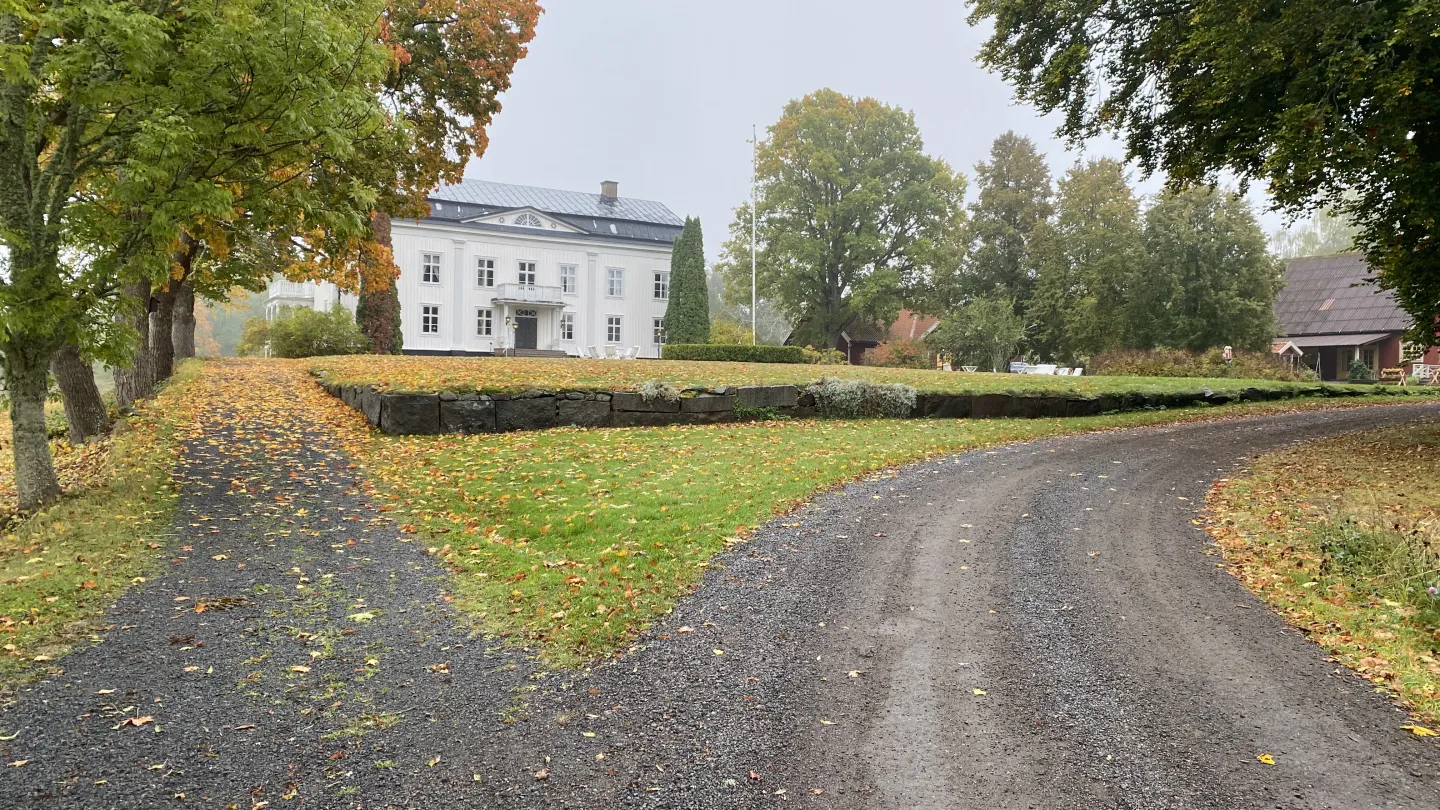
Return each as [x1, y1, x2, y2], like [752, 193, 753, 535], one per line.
[3, 361, 1440, 809]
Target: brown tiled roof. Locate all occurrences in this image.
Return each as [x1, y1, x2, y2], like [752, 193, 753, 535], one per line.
[1275, 254, 1410, 336]
[886, 310, 939, 343]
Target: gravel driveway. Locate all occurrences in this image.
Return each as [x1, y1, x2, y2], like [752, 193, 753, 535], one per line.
[3, 372, 1438, 809]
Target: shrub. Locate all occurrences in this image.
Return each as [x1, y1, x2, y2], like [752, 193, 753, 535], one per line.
[807, 377, 917, 418]
[707, 318, 752, 345]
[800, 345, 847, 365]
[246, 304, 368, 359]
[1090, 348, 1316, 381]
[868, 338, 932, 369]
[662, 343, 804, 364]
[1347, 358, 1374, 382]
[636, 380, 681, 403]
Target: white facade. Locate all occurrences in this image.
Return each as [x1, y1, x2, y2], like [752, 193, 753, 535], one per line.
[264, 279, 356, 320]
[264, 180, 684, 357]
[392, 215, 674, 358]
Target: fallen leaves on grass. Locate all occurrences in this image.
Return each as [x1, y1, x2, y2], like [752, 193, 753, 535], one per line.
[1206, 421, 1440, 728]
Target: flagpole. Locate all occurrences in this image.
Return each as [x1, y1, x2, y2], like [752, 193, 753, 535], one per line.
[750, 124, 757, 346]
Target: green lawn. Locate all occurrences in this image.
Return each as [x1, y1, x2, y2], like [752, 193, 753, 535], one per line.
[1209, 421, 1440, 728]
[353, 393, 1425, 666]
[310, 354, 1385, 398]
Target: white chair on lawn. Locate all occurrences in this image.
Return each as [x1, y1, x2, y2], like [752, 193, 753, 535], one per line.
[1033, 364, 1058, 375]
[603, 345, 619, 359]
[1056, 367, 1072, 376]
[628, 346, 641, 359]
[1072, 367, 1084, 376]
[960, 365, 978, 373]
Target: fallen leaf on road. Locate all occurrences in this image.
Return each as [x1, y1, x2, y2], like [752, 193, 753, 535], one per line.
[972, 689, 987, 696]
[289, 665, 311, 673]
[232, 724, 256, 731]
[347, 611, 375, 623]
[713, 649, 724, 656]
[428, 756, 441, 767]
[847, 670, 864, 678]
[534, 768, 550, 780]
[1256, 753, 1275, 766]
[8, 760, 28, 767]
[819, 719, 836, 725]
[120, 716, 153, 728]
[581, 731, 595, 737]
[1402, 725, 1438, 737]
[676, 626, 694, 633]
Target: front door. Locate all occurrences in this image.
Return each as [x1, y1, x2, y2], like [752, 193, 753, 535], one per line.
[515, 315, 538, 350]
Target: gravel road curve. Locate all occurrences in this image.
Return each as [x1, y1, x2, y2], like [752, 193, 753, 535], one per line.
[2, 370, 1438, 809]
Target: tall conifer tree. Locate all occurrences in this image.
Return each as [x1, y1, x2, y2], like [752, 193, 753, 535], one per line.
[662, 218, 710, 344]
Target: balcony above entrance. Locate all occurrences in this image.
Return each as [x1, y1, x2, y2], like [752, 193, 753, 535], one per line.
[492, 283, 565, 306]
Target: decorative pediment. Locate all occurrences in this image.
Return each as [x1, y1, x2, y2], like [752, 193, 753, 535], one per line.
[463, 207, 582, 233]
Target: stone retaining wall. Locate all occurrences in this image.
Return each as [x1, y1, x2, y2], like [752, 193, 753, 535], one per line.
[318, 378, 1387, 436]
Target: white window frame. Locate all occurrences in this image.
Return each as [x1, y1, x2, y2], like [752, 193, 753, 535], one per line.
[653, 317, 665, 346]
[476, 307, 493, 337]
[654, 271, 670, 300]
[606, 267, 624, 298]
[421, 305, 440, 334]
[476, 257, 495, 288]
[421, 253, 443, 285]
[560, 313, 575, 342]
[606, 315, 623, 344]
[515, 212, 543, 228]
[559, 264, 577, 294]
[518, 260, 537, 287]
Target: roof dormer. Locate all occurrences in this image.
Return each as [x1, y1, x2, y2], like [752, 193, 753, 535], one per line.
[462, 207, 582, 234]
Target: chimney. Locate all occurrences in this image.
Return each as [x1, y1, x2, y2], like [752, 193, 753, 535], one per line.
[600, 180, 619, 200]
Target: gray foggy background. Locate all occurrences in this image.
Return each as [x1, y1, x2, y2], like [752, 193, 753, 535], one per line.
[467, 0, 1289, 263]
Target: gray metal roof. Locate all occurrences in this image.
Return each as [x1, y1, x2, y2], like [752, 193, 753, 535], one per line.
[1275, 254, 1411, 337]
[430, 179, 683, 227]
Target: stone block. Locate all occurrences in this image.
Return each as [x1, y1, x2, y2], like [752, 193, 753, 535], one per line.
[736, 385, 799, 409]
[380, 393, 440, 435]
[917, 394, 972, 419]
[358, 386, 382, 426]
[1064, 398, 1101, 417]
[611, 392, 681, 413]
[558, 398, 611, 427]
[971, 393, 1014, 419]
[440, 399, 496, 434]
[1012, 396, 1070, 419]
[608, 411, 688, 428]
[680, 394, 736, 414]
[496, 397, 557, 431]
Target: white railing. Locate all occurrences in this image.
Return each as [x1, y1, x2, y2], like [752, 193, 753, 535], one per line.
[493, 283, 564, 304]
[268, 280, 315, 300]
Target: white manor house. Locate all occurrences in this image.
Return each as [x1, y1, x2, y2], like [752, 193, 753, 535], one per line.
[266, 179, 685, 358]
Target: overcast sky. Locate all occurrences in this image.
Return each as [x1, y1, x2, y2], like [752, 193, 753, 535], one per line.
[469, 0, 1288, 262]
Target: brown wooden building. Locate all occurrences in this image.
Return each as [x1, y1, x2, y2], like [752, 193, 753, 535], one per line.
[1275, 254, 1438, 380]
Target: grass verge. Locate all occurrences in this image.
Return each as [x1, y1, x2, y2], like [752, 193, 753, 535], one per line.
[349, 392, 1432, 667]
[310, 354, 1407, 399]
[1207, 421, 1440, 730]
[0, 362, 197, 695]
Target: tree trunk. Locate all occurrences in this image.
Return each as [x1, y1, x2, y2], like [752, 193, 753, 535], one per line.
[6, 346, 60, 511]
[51, 343, 110, 443]
[114, 279, 153, 410]
[149, 281, 178, 383]
[172, 280, 196, 360]
[357, 211, 403, 353]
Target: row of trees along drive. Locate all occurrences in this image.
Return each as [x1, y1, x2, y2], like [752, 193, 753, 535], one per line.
[0, 0, 540, 511]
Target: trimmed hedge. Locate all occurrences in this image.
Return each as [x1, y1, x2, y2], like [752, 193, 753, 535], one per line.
[661, 343, 805, 364]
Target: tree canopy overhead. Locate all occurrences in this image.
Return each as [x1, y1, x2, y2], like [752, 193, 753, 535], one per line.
[969, 0, 1440, 342]
[716, 89, 966, 348]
